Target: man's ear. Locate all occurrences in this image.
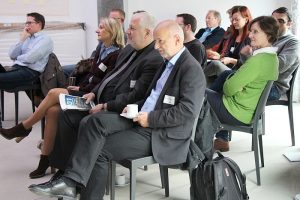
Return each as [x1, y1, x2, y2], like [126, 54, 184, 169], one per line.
[145, 29, 151, 37]
[287, 21, 292, 28]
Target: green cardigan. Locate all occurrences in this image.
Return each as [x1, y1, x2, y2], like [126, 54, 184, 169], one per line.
[222, 47, 279, 124]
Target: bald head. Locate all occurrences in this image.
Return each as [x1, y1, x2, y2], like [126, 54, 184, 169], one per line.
[154, 20, 184, 60]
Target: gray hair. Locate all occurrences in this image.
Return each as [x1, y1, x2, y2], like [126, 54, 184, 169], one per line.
[134, 11, 156, 31]
[207, 10, 222, 25]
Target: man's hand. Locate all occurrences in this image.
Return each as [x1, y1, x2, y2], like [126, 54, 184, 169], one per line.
[89, 103, 105, 114]
[20, 28, 30, 42]
[82, 92, 95, 104]
[220, 57, 237, 65]
[240, 45, 253, 56]
[67, 86, 80, 91]
[206, 49, 221, 60]
[133, 112, 149, 127]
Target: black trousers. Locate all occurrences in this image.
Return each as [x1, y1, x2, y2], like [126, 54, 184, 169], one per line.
[206, 89, 247, 141]
[49, 109, 89, 170]
[62, 112, 152, 200]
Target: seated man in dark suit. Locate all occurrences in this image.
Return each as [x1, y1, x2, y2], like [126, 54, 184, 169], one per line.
[195, 10, 225, 49]
[176, 13, 207, 67]
[45, 10, 163, 171]
[29, 19, 206, 200]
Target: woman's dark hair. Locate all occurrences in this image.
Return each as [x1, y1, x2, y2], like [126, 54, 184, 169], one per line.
[231, 6, 252, 42]
[249, 16, 279, 44]
[27, 12, 45, 29]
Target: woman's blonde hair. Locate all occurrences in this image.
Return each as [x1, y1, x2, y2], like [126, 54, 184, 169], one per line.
[101, 17, 125, 48]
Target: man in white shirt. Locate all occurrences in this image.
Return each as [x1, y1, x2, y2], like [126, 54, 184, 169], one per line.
[0, 12, 53, 90]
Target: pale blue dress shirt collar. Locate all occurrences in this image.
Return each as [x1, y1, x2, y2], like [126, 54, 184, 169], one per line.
[141, 47, 186, 112]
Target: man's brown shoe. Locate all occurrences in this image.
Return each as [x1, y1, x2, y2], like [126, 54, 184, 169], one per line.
[214, 138, 230, 152]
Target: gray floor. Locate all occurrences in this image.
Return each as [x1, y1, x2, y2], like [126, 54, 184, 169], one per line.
[0, 91, 300, 200]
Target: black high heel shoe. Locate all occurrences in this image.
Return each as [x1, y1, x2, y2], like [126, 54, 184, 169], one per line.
[29, 155, 56, 179]
[0, 123, 32, 140]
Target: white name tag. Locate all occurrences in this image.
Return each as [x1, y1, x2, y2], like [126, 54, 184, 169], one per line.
[130, 80, 136, 88]
[230, 47, 235, 53]
[163, 95, 175, 105]
[98, 63, 107, 72]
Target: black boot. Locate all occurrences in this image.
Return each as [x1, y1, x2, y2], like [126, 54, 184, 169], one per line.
[29, 155, 56, 179]
[0, 123, 32, 140]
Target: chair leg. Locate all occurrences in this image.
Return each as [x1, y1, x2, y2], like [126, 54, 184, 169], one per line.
[1, 90, 4, 120]
[14, 92, 19, 125]
[252, 132, 261, 185]
[261, 113, 265, 135]
[110, 161, 116, 200]
[129, 164, 137, 200]
[258, 135, 264, 167]
[30, 90, 35, 112]
[105, 161, 110, 195]
[159, 165, 169, 197]
[288, 103, 295, 146]
[228, 131, 232, 141]
[41, 117, 45, 139]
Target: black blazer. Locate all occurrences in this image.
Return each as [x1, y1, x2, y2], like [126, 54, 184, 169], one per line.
[92, 43, 163, 113]
[195, 26, 225, 49]
[138, 49, 206, 165]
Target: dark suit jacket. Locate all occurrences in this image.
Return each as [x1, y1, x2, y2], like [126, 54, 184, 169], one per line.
[92, 42, 163, 113]
[195, 26, 225, 49]
[138, 49, 206, 165]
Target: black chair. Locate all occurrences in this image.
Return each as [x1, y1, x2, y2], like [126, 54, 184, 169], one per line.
[220, 81, 274, 186]
[1, 84, 40, 125]
[109, 116, 199, 200]
[265, 67, 299, 146]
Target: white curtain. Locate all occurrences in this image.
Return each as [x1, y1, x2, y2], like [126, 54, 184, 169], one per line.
[291, 0, 300, 102]
[291, 0, 300, 35]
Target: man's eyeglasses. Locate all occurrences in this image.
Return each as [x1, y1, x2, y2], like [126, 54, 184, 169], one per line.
[25, 21, 37, 25]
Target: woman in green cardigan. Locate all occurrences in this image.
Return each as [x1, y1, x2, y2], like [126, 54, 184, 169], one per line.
[207, 16, 279, 152]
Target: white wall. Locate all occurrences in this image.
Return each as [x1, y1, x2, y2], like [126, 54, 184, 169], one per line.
[124, 0, 292, 32]
[0, 0, 98, 58]
[0, 0, 294, 59]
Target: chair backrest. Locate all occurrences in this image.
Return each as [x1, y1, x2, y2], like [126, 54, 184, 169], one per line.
[252, 81, 274, 127]
[287, 66, 299, 101]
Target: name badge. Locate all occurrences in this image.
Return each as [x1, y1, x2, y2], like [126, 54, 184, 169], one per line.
[163, 95, 175, 105]
[230, 46, 235, 53]
[98, 63, 107, 72]
[130, 80, 136, 88]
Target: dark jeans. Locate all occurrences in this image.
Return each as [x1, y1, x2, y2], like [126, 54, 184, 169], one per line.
[210, 70, 234, 92]
[206, 89, 247, 141]
[268, 85, 281, 101]
[0, 64, 40, 90]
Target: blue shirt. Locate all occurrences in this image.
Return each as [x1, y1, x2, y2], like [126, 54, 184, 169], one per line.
[198, 27, 216, 43]
[141, 47, 186, 112]
[99, 42, 119, 60]
[9, 31, 54, 72]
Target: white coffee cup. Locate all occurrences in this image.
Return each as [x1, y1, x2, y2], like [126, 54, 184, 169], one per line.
[116, 174, 126, 185]
[126, 104, 138, 118]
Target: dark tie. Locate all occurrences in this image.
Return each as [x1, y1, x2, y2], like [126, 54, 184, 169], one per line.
[96, 52, 137, 101]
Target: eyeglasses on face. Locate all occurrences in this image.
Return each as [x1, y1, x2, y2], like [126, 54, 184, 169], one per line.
[24, 21, 37, 26]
